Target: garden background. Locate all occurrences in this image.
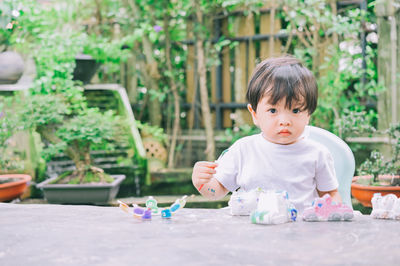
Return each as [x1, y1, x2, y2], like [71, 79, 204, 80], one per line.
[1, 0, 399, 207]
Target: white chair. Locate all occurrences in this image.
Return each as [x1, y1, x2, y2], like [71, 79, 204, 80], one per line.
[306, 125, 355, 208]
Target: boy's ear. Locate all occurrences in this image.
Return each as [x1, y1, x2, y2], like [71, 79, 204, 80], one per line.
[247, 104, 258, 126]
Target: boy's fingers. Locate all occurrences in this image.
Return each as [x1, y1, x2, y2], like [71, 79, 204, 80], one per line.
[196, 161, 218, 168]
[197, 174, 214, 180]
[197, 167, 216, 174]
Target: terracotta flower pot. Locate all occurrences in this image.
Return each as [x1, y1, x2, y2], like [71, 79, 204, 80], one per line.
[351, 176, 400, 207]
[0, 174, 31, 202]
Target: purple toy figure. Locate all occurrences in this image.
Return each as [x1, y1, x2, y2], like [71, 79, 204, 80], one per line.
[302, 194, 353, 222]
[142, 208, 152, 220]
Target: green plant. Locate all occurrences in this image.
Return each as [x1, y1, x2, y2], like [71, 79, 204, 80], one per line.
[356, 123, 400, 186]
[224, 124, 261, 144]
[19, 87, 127, 184]
[337, 109, 377, 139]
[0, 0, 19, 52]
[7, 0, 130, 184]
[0, 99, 24, 171]
[135, 120, 167, 144]
[281, 0, 383, 134]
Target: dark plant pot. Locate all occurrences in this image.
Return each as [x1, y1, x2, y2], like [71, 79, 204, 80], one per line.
[72, 54, 100, 84]
[36, 175, 125, 205]
[351, 176, 400, 207]
[0, 51, 24, 84]
[0, 174, 31, 202]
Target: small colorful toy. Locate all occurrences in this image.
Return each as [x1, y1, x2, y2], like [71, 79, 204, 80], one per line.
[302, 194, 354, 222]
[146, 196, 159, 214]
[228, 188, 263, 216]
[118, 200, 130, 213]
[371, 193, 400, 220]
[170, 195, 188, 213]
[250, 190, 297, 225]
[132, 204, 152, 220]
[161, 208, 172, 219]
[118, 195, 188, 220]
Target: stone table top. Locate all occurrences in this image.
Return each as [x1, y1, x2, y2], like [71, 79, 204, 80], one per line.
[1, 203, 399, 266]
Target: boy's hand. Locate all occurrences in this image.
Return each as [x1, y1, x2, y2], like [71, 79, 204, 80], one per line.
[192, 161, 218, 190]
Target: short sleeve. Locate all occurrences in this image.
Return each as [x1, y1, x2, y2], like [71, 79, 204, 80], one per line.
[214, 142, 241, 192]
[315, 148, 339, 192]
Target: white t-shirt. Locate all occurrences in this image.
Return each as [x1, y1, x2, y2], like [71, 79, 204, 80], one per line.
[215, 132, 338, 212]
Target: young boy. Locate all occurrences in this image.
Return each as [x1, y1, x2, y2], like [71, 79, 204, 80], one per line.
[191, 56, 341, 212]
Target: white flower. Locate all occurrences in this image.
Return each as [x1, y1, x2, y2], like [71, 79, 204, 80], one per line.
[366, 32, 378, 43]
[11, 10, 20, 17]
[353, 58, 363, 68]
[348, 45, 362, 55]
[339, 41, 349, 51]
[139, 87, 147, 93]
[365, 22, 377, 31]
[339, 58, 350, 72]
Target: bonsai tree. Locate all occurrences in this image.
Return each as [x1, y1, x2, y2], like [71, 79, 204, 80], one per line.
[19, 88, 126, 184]
[356, 123, 400, 186]
[0, 0, 131, 185]
[339, 111, 399, 186]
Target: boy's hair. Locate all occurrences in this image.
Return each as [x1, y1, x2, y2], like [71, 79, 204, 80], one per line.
[246, 56, 318, 114]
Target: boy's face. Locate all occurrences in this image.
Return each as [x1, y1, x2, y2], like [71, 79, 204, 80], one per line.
[247, 95, 310, 145]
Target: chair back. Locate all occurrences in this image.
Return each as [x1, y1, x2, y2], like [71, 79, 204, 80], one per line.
[306, 126, 355, 208]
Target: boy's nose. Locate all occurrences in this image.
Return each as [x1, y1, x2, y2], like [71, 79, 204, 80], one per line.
[279, 117, 291, 126]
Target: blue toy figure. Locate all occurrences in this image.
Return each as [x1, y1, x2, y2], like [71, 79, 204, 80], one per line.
[161, 208, 172, 219]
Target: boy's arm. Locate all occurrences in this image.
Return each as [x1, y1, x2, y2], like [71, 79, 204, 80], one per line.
[192, 161, 229, 200]
[317, 189, 342, 203]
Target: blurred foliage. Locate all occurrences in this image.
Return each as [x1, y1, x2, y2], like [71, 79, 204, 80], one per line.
[0, 98, 25, 171]
[0, 0, 129, 182]
[0, 0, 389, 168]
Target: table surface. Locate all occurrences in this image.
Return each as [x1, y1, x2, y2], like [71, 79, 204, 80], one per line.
[1, 203, 399, 266]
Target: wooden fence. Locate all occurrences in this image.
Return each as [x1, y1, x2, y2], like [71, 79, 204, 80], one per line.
[119, 1, 368, 131]
[182, 1, 369, 130]
[185, 7, 283, 130]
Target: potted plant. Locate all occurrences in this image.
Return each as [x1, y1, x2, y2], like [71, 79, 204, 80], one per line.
[351, 123, 400, 207]
[0, 0, 141, 204]
[13, 33, 129, 204]
[17, 91, 128, 204]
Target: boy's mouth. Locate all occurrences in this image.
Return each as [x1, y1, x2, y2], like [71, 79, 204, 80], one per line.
[278, 129, 291, 136]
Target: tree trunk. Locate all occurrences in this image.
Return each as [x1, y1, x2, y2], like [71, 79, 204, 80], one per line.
[127, 0, 162, 127]
[193, 0, 215, 160]
[164, 9, 181, 168]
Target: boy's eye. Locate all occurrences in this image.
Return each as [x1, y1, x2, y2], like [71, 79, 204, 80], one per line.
[292, 108, 301, 114]
[268, 108, 277, 114]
